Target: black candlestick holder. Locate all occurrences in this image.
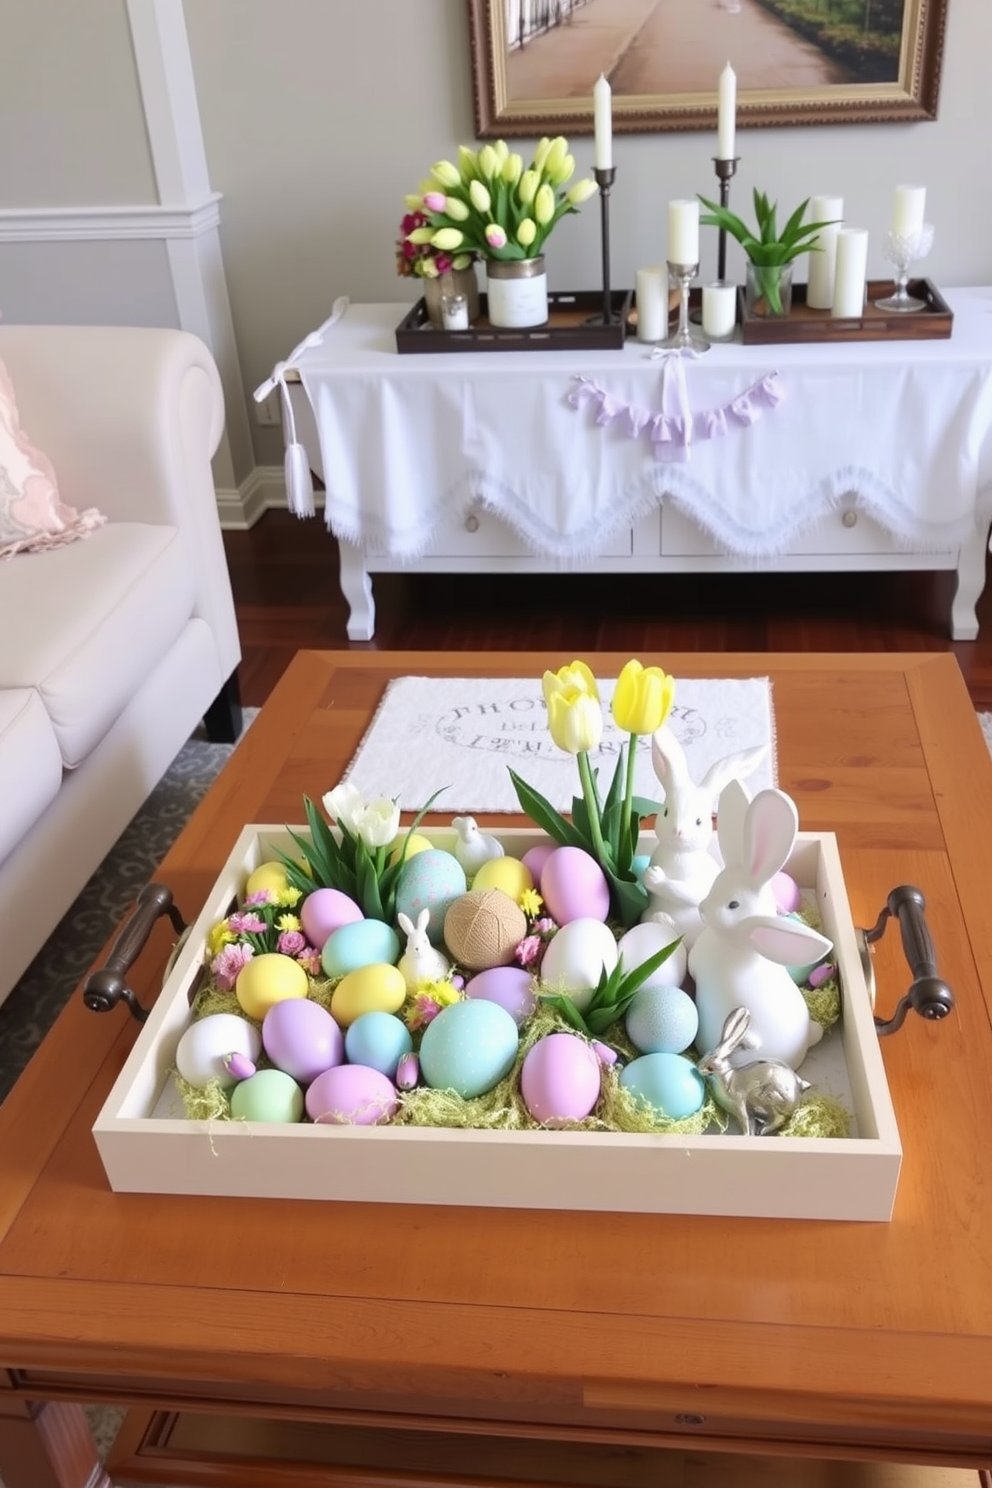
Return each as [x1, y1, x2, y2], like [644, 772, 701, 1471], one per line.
[584, 165, 617, 326]
[713, 156, 740, 281]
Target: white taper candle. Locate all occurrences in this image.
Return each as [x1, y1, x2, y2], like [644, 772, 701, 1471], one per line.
[717, 63, 737, 160]
[593, 75, 613, 171]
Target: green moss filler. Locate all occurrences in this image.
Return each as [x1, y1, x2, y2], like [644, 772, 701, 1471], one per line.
[782, 1092, 851, 1139]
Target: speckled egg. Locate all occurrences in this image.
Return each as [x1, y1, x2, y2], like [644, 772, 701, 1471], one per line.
[305, 1064, 398, 1125]
[300, 887, 363, 949]
[618, 919, 687, 990]
[235, 952, 310, 1022]
[520, 1033, 602, 1125]
[540, 846, 611, 924]
[621, 1052, 706, 1120]
[330, 962, 407, 1027]
[262, 998, 344, 1084]
[419, 999, 519, 1098]
[395, 850, 467, 945]
[175, 1013, 262, 1089]
[229, 1068, 304, 1123]
[625, 984, 699, 1055]
[538, 918, 618, 1012]
[344, 1011, 413, 1078]
[464, 965, 536, 1027]
[321, 918, 400, 980]
[472, 855, 533, 901]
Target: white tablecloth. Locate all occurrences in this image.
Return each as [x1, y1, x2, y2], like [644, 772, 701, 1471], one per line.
[290, 288, 992, 560]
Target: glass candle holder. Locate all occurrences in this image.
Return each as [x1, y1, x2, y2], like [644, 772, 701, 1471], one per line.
[441, 293, 470, 331]
[702, 281, 738, 341]
[873, 225, 935, 313]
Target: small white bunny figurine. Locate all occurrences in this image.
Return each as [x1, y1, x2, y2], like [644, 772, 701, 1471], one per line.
[397, 908, 450, 991]
[641, 725, 767, 948]
[696, 1006, 811, 1136]
[451, 815, 504, 877]
[689, 779, 832, 1069]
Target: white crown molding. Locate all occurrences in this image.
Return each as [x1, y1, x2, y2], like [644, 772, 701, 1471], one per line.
[0, 195, 222, 243]
[217, 465, 323, 530]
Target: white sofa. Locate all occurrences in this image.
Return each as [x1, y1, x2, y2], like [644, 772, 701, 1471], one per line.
[0, 324, 242, 1009]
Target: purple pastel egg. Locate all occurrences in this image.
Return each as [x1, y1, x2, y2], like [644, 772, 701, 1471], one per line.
[522, 841, 556, 888]
[770, 871, 802, 914]
[262, 998, 344, 1085]
[521, 1033, 602, 1126]
[300, 887, 364, 949]
[464, 965, 536, 1027]
[305, 1064, 398, 1125]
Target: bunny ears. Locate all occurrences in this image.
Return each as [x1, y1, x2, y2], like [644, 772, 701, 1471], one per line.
[716, 779, 798, 888]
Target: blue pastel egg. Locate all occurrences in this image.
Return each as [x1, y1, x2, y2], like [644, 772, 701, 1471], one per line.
[631, 853, 651, 883]
[321, 918, 400, 980]
[625, 984, 699, 1055]
[621, 1052, 705, 1120]
[395, 849, 467, 945]
[419, 999, 519, 1098]
[344, 1011, 413, 1078]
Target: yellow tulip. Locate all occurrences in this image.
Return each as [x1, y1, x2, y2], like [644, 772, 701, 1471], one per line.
[457, 145, 479, 180]
[517, 217, 537, 248]
[543, 136, 569, 180]
[493, 139, 510, 166]
[431, 160, 461, 190]
[502, 152, 523, 186]
[534, 183, 556, 226]
[431, 227, 465, 250]
[543, 661, 603, 754]
[477, 144, 499, 179]
[612, 660, 676, 735]
[517, 169, 539, 206]
[532, 137, 553, 173]
[566, 178, 598, 207]
[406, 226, 435, 245]
[469, 179, 492, 214]
[404, 193, 423, 211]
[445, 196, 469, 221]
[547, 152, 575, 187]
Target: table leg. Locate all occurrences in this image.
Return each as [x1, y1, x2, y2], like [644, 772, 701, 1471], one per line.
[0, 1399, 114, 1488]
[950, 532, 987, 639]
[338, 540, 376, 640]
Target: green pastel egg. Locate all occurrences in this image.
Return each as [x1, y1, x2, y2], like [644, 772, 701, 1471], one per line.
[229, 1068, 304, 1123]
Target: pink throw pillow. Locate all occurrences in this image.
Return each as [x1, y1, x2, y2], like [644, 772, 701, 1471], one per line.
[0, 356, 106, 560]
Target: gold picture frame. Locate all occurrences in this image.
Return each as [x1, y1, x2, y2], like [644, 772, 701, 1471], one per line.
[468, 0, 948, 135]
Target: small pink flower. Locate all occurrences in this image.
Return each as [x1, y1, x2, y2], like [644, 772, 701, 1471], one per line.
[485, 224, 507, 249]
[515, 934, 543, 968]
[434, 252, 452, 274]
[296, 948, 323, 975]
[406, 993, 444, 1031]
[534, 917, 557, 936]
[211, 942, 255, 991]
[243, 890, 274, 907]
[228, 912, 267, 934]
[422, 191, 446, 213]
[277, 929, 307, 957]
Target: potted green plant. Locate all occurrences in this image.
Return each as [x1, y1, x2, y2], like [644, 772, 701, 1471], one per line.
[698, 190, 840, 317]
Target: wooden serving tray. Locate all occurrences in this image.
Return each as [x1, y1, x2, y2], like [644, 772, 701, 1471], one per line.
[739, 278, 953, 343]
[395, 289, 632, 353]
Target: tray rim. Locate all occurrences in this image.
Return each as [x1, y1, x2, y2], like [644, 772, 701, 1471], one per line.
[395, 288, 632, 354]
[738, 276, 953, 344]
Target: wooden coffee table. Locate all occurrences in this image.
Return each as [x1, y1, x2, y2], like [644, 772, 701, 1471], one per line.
[2, 651, 991, 1488]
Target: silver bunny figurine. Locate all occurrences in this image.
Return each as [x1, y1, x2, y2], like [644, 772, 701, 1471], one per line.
[696, 1006, 811, 1136]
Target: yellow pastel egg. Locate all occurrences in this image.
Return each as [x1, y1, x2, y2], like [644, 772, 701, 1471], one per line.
[389, 832, 433, 866]
[331, 963, 407, 1028]
[245, 861, 292, 898]
[235, 952, 309, 1021]
[472, 855, 533, 901]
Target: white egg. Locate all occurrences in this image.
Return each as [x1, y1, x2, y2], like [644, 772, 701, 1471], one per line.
[539, 918, 619, 1012]
[175, 1013, 262, 1089]
[617, 917, 687, 989]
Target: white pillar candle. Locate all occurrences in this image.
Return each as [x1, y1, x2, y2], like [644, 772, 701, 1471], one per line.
[892, 184, 926, 239]
[636, 266, 667, 342]
[593, 74, 613, 171]
[805, 194, 843, 311]
[717, 63, 737, 160]
[702, 281, 737, 340]
[831, 228, 869, 318]
[668, 200, 699, 266]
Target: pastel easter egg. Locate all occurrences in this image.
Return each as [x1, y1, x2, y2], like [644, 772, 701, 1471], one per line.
[617, 919, 687, 990]
[464, 965, 536, 1027]
[306, 1064, 398, 1125]
[300, 887, 363, 949]
[330, 963, 407, 1028]
[175, 1013, 262, 1089]
[229, 1068, 304, 1123]
[262, 998, 344, 1084]
[521, 841, 556, 887]
[321, 918, 400, 980]
[625, 984, 699, 1056]
[389, 831, 433, 866]
[235, 952, 309, 1022]
[520, 1033, 602, 1125]
[345, 1011, 413, 1078]
[244, 860, 292, 899]
[540, 846, 611, 925]
[538, 918, 618, 1013]
[631, 853, 651, 883]
[395, 850, 467, 945]
[771, 871, 802, 914]
[621, 1052, 706, 1120]
[472, 855, 533, 900]
[419, 999, 519, 1098]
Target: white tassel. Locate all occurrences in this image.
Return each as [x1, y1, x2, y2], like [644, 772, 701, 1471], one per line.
[284, 442, 315, 518]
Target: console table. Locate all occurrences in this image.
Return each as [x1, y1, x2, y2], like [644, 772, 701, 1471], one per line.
[283, 288, 992, 641]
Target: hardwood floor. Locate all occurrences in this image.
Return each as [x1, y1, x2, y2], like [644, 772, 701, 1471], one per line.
[223, 510, 992, 709]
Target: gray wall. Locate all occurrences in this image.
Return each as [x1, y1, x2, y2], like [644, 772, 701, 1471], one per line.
[2, 0, 990, 473]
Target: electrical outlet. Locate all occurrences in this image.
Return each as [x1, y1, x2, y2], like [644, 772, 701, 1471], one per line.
[255, 390, 282, 427]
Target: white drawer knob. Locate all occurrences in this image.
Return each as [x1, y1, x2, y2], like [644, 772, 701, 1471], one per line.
[464, 513, 480, 533]
[842, 509, 858, 528]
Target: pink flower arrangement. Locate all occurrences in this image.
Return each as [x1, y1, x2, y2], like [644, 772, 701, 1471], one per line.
[395, 208, 475, 281]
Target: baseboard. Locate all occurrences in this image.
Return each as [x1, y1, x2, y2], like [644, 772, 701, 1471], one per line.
[216, 465, 326, 530]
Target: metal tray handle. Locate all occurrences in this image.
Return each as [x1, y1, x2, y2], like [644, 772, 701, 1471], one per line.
[862, 885, 955, 1036]
[82, 883, 188, 1023]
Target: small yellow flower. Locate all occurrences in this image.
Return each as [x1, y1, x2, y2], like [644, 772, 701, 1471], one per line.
[520, 888, 544, 917]
[276, 886, 303, 908]
[207, 919, 235, 957]
[612, 660, 676, 736]
[276, 913, 302, 932]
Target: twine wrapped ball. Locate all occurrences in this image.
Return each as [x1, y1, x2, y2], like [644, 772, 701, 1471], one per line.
[443, 888, 528, 971]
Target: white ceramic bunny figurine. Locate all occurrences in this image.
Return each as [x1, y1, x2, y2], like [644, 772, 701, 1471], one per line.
[640, 726, 767, 948]
[397, 908, 451, 991]
[689, 779, 832, 1069]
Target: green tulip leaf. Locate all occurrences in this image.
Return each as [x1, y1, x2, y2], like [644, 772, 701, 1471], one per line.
[507, 768, 585, 849]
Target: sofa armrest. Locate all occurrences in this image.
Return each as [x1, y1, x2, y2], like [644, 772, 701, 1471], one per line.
[0, 324, 240, 681]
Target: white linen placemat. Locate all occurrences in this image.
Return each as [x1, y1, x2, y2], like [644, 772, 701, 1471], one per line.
[342, 676, 776, 813]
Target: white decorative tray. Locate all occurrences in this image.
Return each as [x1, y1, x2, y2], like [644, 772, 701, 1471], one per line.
[92, 826, 901, 1221]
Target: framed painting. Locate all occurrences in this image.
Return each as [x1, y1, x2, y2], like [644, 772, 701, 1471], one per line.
[468, 0, 949, 135]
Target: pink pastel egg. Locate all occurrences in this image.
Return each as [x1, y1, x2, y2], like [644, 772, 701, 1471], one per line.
[300, 887, 364, 948]
[540, 846, 610, 925]
[771, 871, 802, 914]
[305, 1064, 398, 1125]
[262, 999, 344, 1085]
[522, 842, 556, 887]
[521, 1033, 602, 1126]
[464, 966, 536, 1027]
